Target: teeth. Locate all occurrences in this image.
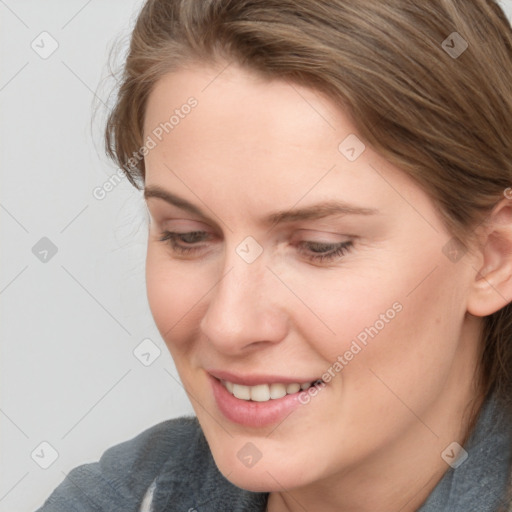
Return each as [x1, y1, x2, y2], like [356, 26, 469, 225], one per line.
[232, 384, 251, 400]
[269, 383, 287, 399]
[222, 380, 319, 402]
[286, 383, 301, 394]
[251, 384, 270, 402]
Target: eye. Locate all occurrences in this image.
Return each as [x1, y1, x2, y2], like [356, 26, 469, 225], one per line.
[158, 230, 354, 263]
[297, 240, 353, 263]
[158, 230, 212, 256]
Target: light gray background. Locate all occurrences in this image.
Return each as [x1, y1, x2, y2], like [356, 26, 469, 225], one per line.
[1, 1, 512, 510]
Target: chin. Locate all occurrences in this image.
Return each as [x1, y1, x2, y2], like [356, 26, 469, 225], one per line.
[216, 459, 288, 493]
[209, 445, 310, 493]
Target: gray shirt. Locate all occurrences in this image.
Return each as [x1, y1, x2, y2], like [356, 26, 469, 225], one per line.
[37, 392, 512, 511]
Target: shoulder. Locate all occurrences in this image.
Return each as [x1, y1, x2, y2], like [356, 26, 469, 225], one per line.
[36, 416, 205, 512]
[147, 421, 268, 512]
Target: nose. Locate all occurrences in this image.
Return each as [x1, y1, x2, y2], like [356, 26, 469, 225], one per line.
[199, 250, 289, 354]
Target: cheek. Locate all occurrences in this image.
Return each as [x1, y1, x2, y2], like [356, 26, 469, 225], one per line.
[279, 264, 406, 365]
[335, 259, 469, 410]
[145, 247, 208, 350]
[294, 250, 467, 389]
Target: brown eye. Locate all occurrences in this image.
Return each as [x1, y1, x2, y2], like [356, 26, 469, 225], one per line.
[158, 231, 212, 256]
[297, 241, 353, 263]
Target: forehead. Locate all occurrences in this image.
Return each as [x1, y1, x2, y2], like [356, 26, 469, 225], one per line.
[142, 63, 432, 227]
[144, 62, 345, 159]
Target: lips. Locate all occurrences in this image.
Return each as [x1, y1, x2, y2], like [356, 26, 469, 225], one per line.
[207, 370, 325, 427]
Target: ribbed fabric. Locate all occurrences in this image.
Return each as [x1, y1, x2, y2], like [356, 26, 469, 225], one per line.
[417, 393, 512, 512]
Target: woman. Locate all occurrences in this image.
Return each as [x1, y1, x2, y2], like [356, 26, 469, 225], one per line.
[38, 0, 512, 510]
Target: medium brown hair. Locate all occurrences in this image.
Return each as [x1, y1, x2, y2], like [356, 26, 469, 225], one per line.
[105, 0, 512, 412]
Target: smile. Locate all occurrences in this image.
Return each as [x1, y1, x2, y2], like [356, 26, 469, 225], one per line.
[221, 380, 322, 402]
[209, 372, 327, 426]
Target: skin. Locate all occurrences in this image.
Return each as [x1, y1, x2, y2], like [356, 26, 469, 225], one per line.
[141, 62, 506, 512]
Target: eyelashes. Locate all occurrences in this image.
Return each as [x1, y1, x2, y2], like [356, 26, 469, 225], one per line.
[158, 231, 212, 256]
[295, 240, 353, 263]
[157, 231, 354, 264]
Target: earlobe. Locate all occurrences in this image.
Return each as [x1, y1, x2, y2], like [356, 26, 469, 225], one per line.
[467, 199, 512, 317]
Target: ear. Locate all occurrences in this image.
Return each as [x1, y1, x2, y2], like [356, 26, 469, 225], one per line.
[467, 198, 512, 317]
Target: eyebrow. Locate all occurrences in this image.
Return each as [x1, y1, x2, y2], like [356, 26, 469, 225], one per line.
[144, 185, 379, 226]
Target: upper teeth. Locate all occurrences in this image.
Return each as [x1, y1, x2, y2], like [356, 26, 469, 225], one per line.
[222, 380, 316, 402]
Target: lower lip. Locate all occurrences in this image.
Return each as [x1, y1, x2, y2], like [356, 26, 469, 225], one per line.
[210, 376, 306, 428]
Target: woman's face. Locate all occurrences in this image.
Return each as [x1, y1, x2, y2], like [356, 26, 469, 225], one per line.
[143, 63, 481, 492]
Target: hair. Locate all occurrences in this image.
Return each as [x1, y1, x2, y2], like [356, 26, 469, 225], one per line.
[105, 0, 512, 417]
